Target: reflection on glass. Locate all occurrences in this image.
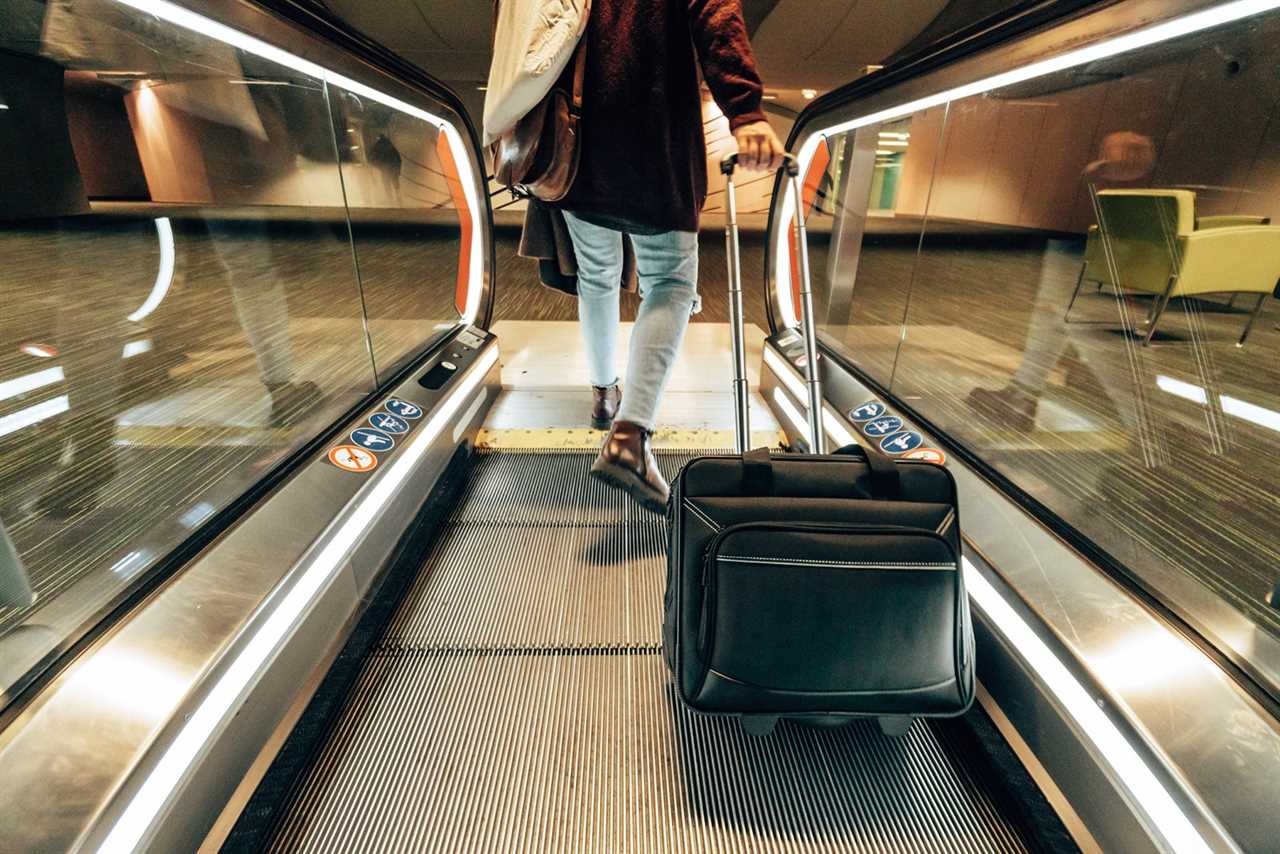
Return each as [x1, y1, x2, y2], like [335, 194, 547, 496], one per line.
[332, 90, 466, 380]
[0, 0, 414, 694]
[800, 8, 1280, 667]
[800, 113, 945, 383]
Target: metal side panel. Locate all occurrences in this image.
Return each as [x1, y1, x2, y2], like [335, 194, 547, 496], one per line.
[262, 450, 1039, 854]
[0, 331, 500, 854]
[761, 335, 1268, 853]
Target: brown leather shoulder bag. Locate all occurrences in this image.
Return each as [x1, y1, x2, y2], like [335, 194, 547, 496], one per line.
[490, 33, 586, 202]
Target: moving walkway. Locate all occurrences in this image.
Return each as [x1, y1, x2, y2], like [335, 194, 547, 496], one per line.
[2, 0, 1280, 852]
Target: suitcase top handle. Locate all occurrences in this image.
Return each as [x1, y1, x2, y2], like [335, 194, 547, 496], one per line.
[743, 446, 901, 500]
[720, 152, 800, 177]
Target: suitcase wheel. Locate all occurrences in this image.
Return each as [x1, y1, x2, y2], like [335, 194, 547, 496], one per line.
[738, 715, 780, 737]
[877, 716, 915, 738]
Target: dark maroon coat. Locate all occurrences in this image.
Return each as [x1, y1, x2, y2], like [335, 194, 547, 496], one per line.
[556, 0, 767, 234]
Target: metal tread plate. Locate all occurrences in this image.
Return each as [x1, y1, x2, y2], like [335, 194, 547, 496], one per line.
[271, 653, 1029, 854]
[384, 518, 667, 650]
[452, 450, 712, 526]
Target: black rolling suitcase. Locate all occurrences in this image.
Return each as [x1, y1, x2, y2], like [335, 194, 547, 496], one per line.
[662, 154, 974, 736]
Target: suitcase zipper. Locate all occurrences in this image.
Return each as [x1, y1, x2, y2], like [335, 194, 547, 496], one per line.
[697, 521, 955, 663]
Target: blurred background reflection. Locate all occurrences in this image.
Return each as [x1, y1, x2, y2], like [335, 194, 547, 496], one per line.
[797, 7, 1280, 653]
[0, 0, 469, 693]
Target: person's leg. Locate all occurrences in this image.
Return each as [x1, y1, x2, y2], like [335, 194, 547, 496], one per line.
[1007, 238, 1082, 394]
[37, 223, 135, 515]
[212, 221, 321, 426]
[589, 227, 698, 514]
[968, 238, 1082, 430]
[615, 229, 699, 429]
[563, 212, 625, 428]
[563, 212, 624, 388]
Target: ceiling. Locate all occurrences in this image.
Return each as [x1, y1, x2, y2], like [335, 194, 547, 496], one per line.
[318, 0, 960, 121]
[751, 0, 948, 90]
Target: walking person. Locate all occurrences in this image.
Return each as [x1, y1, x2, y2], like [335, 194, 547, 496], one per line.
[553, 0, 784, 512]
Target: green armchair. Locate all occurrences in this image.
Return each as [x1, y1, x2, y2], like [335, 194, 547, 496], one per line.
[1068, 189, 1278, 345]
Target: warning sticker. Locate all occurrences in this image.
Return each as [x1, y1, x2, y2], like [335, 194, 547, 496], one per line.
[861, 415, 903, 437]
[879, 430, 924, 455]
[904, 448, 947, 465]
[351, 427, 395, 452]
[849, 401, 886, 422]
[369, 412, 410, 435]
[385, 398, 423, 420]
[328, 445, 378, 473]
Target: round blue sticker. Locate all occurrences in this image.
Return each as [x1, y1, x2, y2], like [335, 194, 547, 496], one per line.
[385, 398, 423, 419]
[369, 412, 410, 435]
[879, 430, 924, 455]
[351, 427, 395, 452]
[862, 415, 903, 437]
[849, 401, 886, 422]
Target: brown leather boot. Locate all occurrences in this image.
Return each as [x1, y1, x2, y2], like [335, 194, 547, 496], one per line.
[590, 384, 621, 430]
[590, 420, 668, 514]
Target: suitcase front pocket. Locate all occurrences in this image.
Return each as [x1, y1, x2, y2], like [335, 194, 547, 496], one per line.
[701, 524, 962, 696]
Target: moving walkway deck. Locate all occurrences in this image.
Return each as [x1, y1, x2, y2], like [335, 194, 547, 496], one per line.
[6, 0, 1280, 851]
[238, 450, 1044, 853]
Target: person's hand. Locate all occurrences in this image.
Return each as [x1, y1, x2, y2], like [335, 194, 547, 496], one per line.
[1082, 131, 1155, 182]
[733, 120, 785, 172]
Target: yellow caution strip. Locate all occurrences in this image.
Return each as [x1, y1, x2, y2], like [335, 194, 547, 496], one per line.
[116, 424, 793, 453]
[476, 427, 787, 451]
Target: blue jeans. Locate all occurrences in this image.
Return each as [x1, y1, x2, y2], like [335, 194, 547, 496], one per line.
[563, 212, 699, 431]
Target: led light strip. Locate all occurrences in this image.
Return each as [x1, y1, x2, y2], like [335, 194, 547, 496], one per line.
[774, 0, 1280, 327]
[963, 559, 1213, 853]
[1156, 375, 1210, 405]
[99, 345, 497, 853]
[113, 0, 485, 323]
[1220, 394, 1280, 432]
[0, 395, 69, 438]
[770, 386, 809, 443]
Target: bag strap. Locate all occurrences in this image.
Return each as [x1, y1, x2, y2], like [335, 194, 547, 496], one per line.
[833, 443, 900, 499]
[740, 444, 900, 499]
[568, 34, 587, 117]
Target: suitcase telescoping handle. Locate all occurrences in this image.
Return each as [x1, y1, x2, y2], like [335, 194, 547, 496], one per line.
[720, 152, 825, 455]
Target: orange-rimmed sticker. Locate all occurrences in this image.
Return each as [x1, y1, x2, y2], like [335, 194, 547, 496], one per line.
[904, 448, 947, 465]
[328, 444, 378, 473]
